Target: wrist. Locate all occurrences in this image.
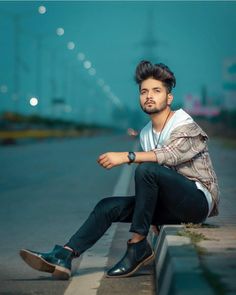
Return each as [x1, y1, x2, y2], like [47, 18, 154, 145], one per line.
[127, 151, 136, 164]
[122, 152, 129, 164]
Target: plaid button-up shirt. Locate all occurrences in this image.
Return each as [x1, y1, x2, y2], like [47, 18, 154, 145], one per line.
[153, 122, 219, 217]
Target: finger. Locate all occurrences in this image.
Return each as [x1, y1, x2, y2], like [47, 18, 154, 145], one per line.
[101, 160, 112, 169]
[98, 160, 109, 168]
[97, 153, 107, 162]
[99, 158, 110, 166]
[98, 156, 107, 164]
[105, 164, 113, 169]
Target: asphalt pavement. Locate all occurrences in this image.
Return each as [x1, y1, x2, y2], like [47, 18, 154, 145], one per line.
[0, 134, 136, 295]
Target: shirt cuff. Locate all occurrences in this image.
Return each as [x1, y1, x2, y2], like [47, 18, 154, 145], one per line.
[154, 149, 166, 165]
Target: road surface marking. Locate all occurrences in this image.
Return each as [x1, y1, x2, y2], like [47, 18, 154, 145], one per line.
[64, 150, 136, 295]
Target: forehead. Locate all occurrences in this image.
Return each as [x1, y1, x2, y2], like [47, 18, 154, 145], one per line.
[140, 78, 165, 89]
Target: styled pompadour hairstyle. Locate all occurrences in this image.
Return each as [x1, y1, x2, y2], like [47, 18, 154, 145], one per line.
[135, 60, 176, 93]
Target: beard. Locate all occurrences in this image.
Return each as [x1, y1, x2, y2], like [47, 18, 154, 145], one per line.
[140, 99, 168, 115]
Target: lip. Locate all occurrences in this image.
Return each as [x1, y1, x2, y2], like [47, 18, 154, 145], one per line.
[145, 102, 155, 106]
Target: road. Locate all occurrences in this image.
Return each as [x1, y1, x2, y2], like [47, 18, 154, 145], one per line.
[0, 134, 136, 295]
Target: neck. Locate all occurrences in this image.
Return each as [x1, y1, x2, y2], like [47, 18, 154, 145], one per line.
[151, 107, 173, 132]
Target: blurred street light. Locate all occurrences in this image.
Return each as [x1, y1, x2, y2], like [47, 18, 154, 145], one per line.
[77, 52, 85, 61]
[88, 68, 96, 76]
[38, 6, 47, 15]
[97, 78, 105, 86]
[56, 27, 64, 36]
[76, 52, 123, 113]
[67, 41, 75, 50]
[83, 60, 92, 69]
[103, 85, 110, 93]
[0, 85, 8, 94]
[29, 97, 39, 107]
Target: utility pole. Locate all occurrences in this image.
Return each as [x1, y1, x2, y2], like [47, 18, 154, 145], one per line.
[140, 10, 160, 62]
[13, 14, 21, 113]
[201, 85, 208, 106]
[35, 34, 43, 114]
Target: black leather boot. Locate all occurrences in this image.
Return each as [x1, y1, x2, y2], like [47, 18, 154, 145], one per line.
[19, 245, 74, 280]
[106, 238, 154, 278]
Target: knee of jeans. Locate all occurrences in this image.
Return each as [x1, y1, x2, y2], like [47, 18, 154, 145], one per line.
[94, 197, 117, 216]
[135, 162, 159, 180]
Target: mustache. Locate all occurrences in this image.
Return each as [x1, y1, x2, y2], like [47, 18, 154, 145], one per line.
[144, 100, 155, 105]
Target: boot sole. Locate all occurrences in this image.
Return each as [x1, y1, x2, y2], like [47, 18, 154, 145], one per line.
[106, 251, 155, 278]
[19, 249, 71, 280]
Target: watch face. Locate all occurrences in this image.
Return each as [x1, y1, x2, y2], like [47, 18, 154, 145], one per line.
[128, 152, 135, 162]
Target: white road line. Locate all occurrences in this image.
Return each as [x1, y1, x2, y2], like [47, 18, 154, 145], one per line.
[64, 147, 136, 295]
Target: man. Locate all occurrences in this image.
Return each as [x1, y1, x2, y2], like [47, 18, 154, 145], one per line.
[20, 60, 219, 280]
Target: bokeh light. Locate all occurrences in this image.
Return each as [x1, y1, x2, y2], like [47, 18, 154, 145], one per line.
[77, 52, 85, 61]
[56, 27, 64, 36]
[38, 6, 46, 14]
[67, 41, 75, 50]
[88, 68, 96, 76]
[0, 85, 8, 93]
[83, 60, 92, 69]
[29, 97, 39, 107]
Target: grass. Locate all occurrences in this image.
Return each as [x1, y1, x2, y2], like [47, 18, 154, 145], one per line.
[181, 222, 203, 229]
[177, 229, 207, 244]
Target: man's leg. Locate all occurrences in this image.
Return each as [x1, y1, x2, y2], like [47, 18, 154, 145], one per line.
[65, 196, 135, 255]
[131, 162, 209, 231]
[107, 162, 209, 277]
[19, 196, 135, 279]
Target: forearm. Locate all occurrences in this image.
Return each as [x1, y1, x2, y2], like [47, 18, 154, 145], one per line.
[97, 151, 157, 169]
[132, 151, 157, 163]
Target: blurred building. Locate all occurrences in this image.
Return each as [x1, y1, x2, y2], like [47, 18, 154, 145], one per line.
[183, 93, 221, 118]
[223, 56, 236, 110]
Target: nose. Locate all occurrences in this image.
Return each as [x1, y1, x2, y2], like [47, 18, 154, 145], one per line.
[146, 90, 154, 99]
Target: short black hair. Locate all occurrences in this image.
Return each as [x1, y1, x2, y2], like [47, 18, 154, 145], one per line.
[135, 60, 176, 93]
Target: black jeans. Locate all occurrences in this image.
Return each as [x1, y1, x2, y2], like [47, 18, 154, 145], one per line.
[65, 163, 209, 255]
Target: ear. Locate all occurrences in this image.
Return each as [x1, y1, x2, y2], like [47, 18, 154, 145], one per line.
[167, 93, 173, 106]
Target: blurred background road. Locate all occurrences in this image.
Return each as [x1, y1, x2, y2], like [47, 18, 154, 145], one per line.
[0, 1, 236, 140]
[0, 134, 135, 295]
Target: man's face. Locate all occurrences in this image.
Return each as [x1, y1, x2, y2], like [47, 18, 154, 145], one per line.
[139, 78, 173, 115]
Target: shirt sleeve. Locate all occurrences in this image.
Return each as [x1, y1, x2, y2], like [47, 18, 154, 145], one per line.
[154, 134, 207, 166]
[139, 130, 145, 151]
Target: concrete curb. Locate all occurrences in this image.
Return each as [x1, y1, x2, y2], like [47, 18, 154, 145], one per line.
[152, 225, 214, 295]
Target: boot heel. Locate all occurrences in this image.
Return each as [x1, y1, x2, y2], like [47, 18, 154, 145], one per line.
[52, 266, 71, 280]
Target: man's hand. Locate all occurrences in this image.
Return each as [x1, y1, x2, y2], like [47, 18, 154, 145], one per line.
[97, 152, 129, 169]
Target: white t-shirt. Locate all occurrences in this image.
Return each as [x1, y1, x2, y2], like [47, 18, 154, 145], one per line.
[140, 109, 213, 216]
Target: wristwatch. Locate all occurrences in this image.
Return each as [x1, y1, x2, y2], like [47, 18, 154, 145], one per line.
[127, 151, 136, 164]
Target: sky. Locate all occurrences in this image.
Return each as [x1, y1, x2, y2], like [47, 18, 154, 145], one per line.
[0, 1, 236, 126]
